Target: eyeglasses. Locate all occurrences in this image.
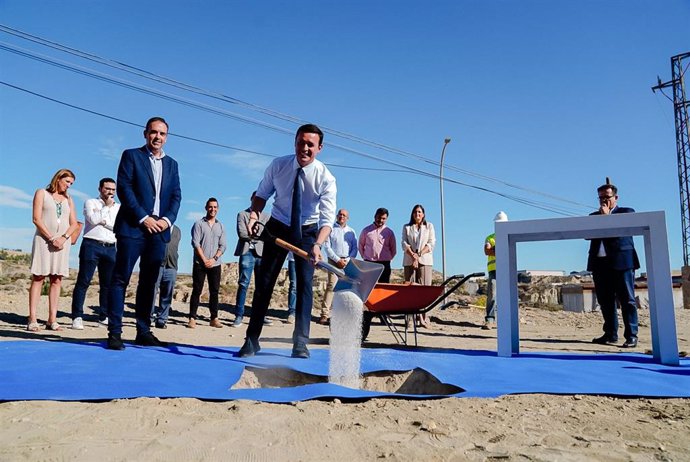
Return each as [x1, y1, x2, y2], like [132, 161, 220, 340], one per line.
[598, 195, 615, 201]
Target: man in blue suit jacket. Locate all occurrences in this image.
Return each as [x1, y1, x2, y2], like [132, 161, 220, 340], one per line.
[587, 183, 640, 348]
[107, 117, 182, 350]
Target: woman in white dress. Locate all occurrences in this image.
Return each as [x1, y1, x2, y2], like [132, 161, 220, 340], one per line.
[401, 204, 436, 328]
[27, 169, 79, 332]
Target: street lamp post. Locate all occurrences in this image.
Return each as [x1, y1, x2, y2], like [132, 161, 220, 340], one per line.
[439, 137, 451, 282]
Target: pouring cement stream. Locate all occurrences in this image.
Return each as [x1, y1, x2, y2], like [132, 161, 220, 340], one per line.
[328, 291, 364, 388]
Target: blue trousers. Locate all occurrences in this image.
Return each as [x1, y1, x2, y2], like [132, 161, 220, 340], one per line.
[287, 259, 297, 316]
[235, 252, 261, 318]
[152, 267, 177, 324]
[246, 218, 316, 346]
[108, 235, 165, 335]
[71, 238, 116, 321]
[593, 268, 638, 341]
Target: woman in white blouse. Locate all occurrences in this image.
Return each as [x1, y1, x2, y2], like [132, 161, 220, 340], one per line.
[401, 204, 436, 327]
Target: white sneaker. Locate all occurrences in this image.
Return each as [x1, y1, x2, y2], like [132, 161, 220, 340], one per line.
[72, 317, 84, 330]
[98, 318, 108, 327]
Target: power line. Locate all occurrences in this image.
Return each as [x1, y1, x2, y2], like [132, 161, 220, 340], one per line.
[0, 79, 582, 216]
[0, 24, 592, 211]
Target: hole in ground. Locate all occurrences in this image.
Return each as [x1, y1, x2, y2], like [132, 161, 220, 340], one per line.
[231, 366, 463, 395]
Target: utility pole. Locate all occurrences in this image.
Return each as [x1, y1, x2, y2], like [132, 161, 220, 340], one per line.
[439, 138, 451, 282]
[653, 51, 690, 308]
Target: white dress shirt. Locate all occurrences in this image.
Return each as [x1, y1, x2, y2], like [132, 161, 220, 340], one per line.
[256, 155, 337, 229]
[82, 197, 120, 244]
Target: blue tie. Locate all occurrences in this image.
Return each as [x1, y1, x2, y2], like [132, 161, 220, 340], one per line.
[290, 168, 303, 243]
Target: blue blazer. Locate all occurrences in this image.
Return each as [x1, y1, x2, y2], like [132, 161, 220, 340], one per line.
[586, 206, 640, 272]
[113, 146, 182, 243]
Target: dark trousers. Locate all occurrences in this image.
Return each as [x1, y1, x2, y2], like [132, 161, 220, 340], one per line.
[367, 260, 391, 283]
[189, 263, 222, 320]
[108, 235, 165, 335]
[593, 268, 638, 341]
[362, 260, 392, 340]
[71, 238, 116, 320]
[246, 218, 317, 346]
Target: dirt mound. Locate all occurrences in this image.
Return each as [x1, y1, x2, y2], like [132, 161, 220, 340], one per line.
[232, 366, 462, 395]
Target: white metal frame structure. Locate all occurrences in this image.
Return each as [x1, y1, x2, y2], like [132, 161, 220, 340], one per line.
[495, 211, 679, 366]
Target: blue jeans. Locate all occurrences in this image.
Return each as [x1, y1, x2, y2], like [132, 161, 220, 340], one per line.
[71, 238, 116, 321]
[235, 252, 261, 318]
[152, 267, 177, 324]
[287, 259, 296, 316]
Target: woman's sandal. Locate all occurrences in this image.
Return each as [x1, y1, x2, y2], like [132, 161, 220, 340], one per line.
[26, 322, 40, 332]
[45, 322, 62, 331]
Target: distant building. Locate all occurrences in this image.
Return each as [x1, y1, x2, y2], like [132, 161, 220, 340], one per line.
[518, 270, 566, 277]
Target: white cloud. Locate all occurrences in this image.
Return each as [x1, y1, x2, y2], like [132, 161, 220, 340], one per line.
[98, 136, 125, 161]
[0, 185, 33, 209]
[185, 211, 204, 221]
[207, 151, 272, 178]
[0, 227, 35, 252]
[69, 188, 91, 202]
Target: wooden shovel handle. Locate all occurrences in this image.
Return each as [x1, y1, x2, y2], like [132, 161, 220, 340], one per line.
[274, 237, 347, 279]
[275, 237, 310, 261]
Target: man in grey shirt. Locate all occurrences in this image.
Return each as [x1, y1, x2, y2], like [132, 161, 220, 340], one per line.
[187, 197, 226, 328]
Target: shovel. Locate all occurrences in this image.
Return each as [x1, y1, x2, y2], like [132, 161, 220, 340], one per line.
[273, 237, 384, 304]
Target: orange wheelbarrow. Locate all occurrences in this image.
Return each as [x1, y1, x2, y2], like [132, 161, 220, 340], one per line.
[362, 272, 484, 346]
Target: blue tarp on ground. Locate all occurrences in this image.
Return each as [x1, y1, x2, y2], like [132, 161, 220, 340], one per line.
[1, 341, 688, 402]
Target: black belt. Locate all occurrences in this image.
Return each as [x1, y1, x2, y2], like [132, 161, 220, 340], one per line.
[85, 238, 116, 247]
[267, 217, 318, 231]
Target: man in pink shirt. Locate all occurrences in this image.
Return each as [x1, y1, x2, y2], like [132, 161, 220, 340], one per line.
[359, 207, 397, 341]
[358, 207, 397, 283]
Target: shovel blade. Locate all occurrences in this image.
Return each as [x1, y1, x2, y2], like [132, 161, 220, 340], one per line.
[333, 258, 384, 303]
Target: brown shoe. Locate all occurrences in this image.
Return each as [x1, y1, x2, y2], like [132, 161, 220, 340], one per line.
[186, 318, 196, 329]
[318, 315, 329, 325]
[210, 318, 223, 328]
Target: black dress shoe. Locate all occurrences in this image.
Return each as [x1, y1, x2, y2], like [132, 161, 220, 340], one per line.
[134, 331, 168, 347]
[155, 322, 167, 329]
[107, 334, 125, 351]
[291, 343, 310, 359]
[622, 337, 638, 348]
[592, 334, 618, 345]
[238, 338, 261, 357]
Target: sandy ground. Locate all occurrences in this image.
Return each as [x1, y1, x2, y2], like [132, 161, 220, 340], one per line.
[1, 288, 689, 461]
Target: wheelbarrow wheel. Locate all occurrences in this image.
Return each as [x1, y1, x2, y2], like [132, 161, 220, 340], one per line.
[362, 311, 374, 341]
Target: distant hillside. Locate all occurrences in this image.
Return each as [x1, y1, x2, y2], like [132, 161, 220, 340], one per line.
[1, 248, 587, 310]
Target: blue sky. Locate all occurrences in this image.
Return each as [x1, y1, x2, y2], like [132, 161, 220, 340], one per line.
[0, 0, 688, 277]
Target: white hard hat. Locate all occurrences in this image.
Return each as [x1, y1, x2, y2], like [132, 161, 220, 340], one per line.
[494, 211, 508, 222]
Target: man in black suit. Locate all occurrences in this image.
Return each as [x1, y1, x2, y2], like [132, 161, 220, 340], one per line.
[587, 183, 640, 348]
[107, 117, 182, 350]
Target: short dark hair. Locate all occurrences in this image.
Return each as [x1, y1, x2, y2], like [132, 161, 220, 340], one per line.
[145, 117, 169, 131]
[597, 183, 618, 195]
[375, 207, 389, 217]
[296, 123, 324, 145]
[205, 197, 218, 207]
[99, 177, 116, 189]
[408, 204, 427, 226]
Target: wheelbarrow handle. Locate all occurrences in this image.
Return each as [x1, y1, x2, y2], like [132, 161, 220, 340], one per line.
[274, 238, 346, 279]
